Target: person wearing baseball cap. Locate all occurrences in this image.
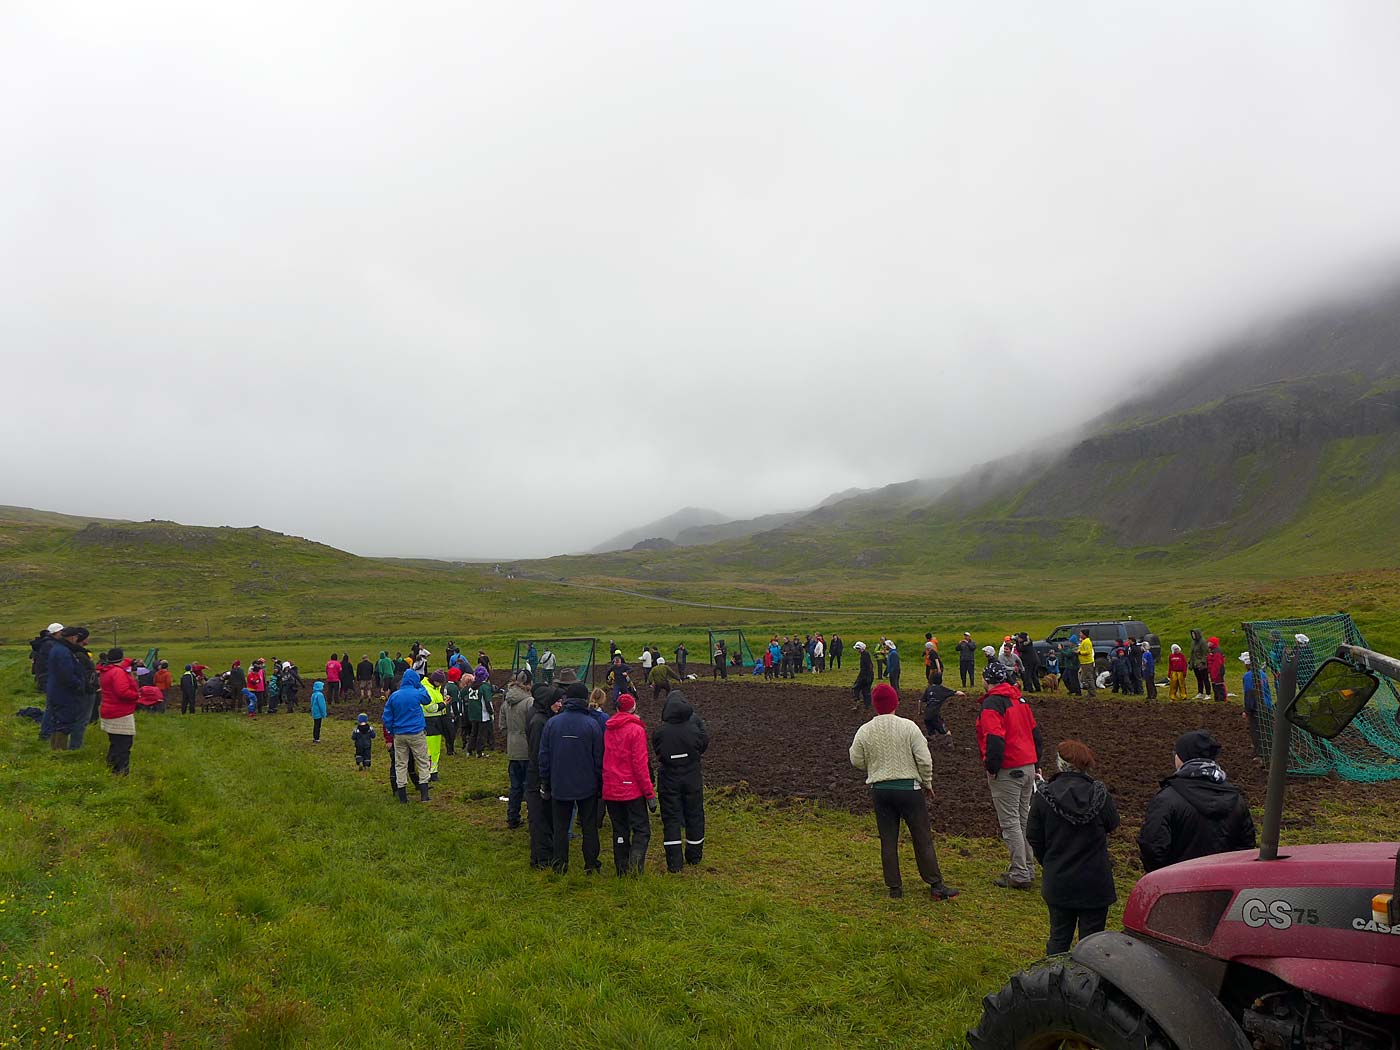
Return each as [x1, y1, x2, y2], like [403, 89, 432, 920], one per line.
[31, 623, 64, 733]
[849, 683, 959, 901]
[1137, 729, 1256, 873]
[851, 642, 875, 710]
[956, 632, 978, 689]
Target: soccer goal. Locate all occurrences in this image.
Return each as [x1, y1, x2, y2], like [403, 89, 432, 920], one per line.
[707, 628, 756, 668]
[512, 637, 597, 685]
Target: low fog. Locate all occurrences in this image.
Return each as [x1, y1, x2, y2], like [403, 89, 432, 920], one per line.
[4, 1, 1400, 558]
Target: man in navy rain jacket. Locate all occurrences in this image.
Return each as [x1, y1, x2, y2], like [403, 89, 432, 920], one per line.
[538, 682, 605, 873]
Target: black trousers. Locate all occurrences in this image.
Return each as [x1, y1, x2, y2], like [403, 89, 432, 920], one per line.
[676, 661, 687, 677]
[658, 781, 704, 872]
[871, 788, 944, 890]
[313, 718, 322, 741]
[1045, 905, 1108, 955]
[605, 798, 651, 875]
[1063, 666, 1081, 695]
[527, 787, 554, 866]
[180, 693, 197, 714]
[1194, 668, 1210, 695]
[853, 681, 872, 708]
[551, 796, 601, 873]
[959, 661, 975, 688]
[1246, 711, 1262, 758]
[831, 652, 842, 669]
[106, 732, 133, 775]
[888, 668, 901, 691]
[469, 721, 490, 755]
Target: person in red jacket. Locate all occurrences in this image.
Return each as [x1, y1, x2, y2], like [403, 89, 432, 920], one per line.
[1167, 644, 1188, 701]
[98, 649, 140, 775]
[246, 660, 266, 713]
[1207, 637, 1227, 702]
[601, 693, 657, 876]
[976, 660, 1044, 890]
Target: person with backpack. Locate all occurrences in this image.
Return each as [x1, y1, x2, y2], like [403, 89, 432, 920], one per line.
[1138, 730, 1256, 871]
[652, 689, 708, 873]
[538, 647, 557, 684]
[851, 641, 874, 710]
[1027, 739, 1120, 954]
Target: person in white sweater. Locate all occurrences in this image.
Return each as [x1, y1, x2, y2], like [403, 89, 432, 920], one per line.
[849, 683, 960, 901]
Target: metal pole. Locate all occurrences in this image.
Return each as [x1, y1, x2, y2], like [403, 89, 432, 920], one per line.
[1258, 646, 1299, 861]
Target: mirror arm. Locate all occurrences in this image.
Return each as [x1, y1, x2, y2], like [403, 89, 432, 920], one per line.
[1336, 644, 1400, 681]
[1258, 646, 1299, 862]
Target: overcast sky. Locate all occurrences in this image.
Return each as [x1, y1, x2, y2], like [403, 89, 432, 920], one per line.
[5, 1, 1400, 558]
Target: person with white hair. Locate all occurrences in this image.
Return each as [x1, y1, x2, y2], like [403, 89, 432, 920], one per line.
[851, 641, 875, 710]
[1167, 644, 1188, 700]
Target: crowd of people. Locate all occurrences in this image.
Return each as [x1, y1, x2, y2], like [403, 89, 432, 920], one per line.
[26, 619, 1270, 955]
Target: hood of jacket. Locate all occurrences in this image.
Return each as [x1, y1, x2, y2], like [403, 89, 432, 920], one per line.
[1162, 764, 1239, 819]
[1041, 771, 1109, 826]
[562, 696, 590, 714]
[399, 668, 422, 690]
[312, 681, 324, 694]
[504, 683, 531, 707]
[604, 709, 643, 734]
[661, 692, 694, 723]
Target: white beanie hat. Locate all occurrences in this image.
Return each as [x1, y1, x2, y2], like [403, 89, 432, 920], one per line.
[982, 645, 996, 657]
[47, 622, 64, 634]
[853, 641, 867, 651]
[1239, 652, 1252, 665]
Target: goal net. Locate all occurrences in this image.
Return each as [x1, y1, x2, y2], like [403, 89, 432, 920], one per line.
[512, 638, 597, 685]
[707, 628, 756, 668]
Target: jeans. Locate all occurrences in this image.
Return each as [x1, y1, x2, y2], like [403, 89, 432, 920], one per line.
[871, 787, 945, 890]
[987, 765, 1036, 883]
[1046, 906, 1108, 955]
[68, 696, 96, 749]
[605, 798, 651, 875]
[506, 760, 527, 825]
[551, 796, 601, 873]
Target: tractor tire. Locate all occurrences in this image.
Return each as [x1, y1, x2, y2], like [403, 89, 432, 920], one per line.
[967, 957, 1178, 1050]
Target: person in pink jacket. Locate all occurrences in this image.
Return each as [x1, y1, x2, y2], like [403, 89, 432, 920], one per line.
[601, 693, 657, 876]
[325, 652, 342, 703]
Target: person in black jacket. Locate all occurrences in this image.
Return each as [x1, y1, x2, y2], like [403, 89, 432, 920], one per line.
[1138, 730, 1256, 873]
[526, 673, 562, 869]
[180, 665, 199, 714]
[1015, 634, 1040, 693]
[851, 642, 874, 710]
[1027, 740, 1120, 955]
[653, 689, 709, 872]
[30, 627, 58, 695]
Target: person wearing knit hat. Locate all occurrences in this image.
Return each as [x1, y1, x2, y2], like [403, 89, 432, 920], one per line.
[1026, 740, 1119, 955]
[464, 668, 495, 757]
[538, 680, 606, 874]
[851, 641, 875, 711]
[977, 659, 1043, 889]
[601, 693, 657, 875]
[1138, 729, 1255, 872]
[849, 683, 959, 901]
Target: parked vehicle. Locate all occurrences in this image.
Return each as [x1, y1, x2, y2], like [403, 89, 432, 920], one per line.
[1033, 620, 1161, 674]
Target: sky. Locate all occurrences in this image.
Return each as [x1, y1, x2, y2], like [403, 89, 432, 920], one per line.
[4, 1, 1400, 558]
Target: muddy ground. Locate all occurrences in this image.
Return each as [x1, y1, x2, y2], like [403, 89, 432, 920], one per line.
[327, 674, 1400, 852]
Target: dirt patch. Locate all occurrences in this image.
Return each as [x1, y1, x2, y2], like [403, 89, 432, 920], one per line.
[331, 675, 1400, 848]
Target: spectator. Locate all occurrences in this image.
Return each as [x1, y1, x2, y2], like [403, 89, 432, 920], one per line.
[1189, 629, 1210, 699]
[180, 665, 199, 715]
[228, 659, 247, 697]
[382, 669, 432, 803]
[31, 624, 61, 697]
[712, 640, 728, 680]
[849, 683, 959, 901]
[246, 659, 266, 713]
[265, 663, 280, 713]
[1057, 638, 1081, 697]
[357, 655, 374, 700]
[1015, 633, 1040, 693]
[45, 626, 90, 751]
[652, 689, 708, 873]
[639, 647, 654, 674]
[153, 660, 173, 693]
[829, 634, 843, 670]
[885, 641, 902, 691]
[525, 641, 538, 677]
[340, 653, 355, 697]
[1140, 641, 1157, 701]
[976, 661, 1043, 890]
[538, 682, 605, 874]
[851, 642, 874, 710]
[1076, 631, 1097, 698]
[921, 672, 964, 742]
[673, 642, 688, 678]
[97, 648, 139, 775]
[538, 646, 557, 684]
[421, 670, 449, 777]
[352, 714, 376, 770]
[1207, 637, 1227, 702]
[1027, 740, 1120, 955]
[279, 661, 302, 713]
[1139, 730, 1255, 872]
[1240, 653, 1272, 765]
[310, 680, 327, 742]
[375, 651, 394, 694]
[1124, 636, 1143, 695]
[526, 672, 562, 868]
[501, 671, 534, 828]
[602, 693, 656, 876]
[956, 632, 977, 688]
[1167, 644, 1188, 701]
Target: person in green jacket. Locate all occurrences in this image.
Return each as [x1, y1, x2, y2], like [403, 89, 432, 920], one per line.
[465, 670, 495, 757]
[375, 651, 395, 695]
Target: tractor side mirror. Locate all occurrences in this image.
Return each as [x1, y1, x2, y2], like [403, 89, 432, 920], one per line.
[1286, 658, 1381, 739]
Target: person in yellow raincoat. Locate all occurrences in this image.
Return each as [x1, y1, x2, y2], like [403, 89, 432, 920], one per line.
[421, 670, 449, 781]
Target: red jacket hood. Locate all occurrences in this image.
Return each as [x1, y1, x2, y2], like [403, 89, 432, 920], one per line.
[986, 682, 1022, 703]
[605, 710, 644, 732]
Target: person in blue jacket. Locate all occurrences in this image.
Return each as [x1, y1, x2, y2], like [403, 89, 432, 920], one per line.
[537, 682, 605, 874]
[1140, 641, 1158, 701]
[382, 669, 432, 803]
[885, 641, 902, 691]
[1240, 652, 1272, 765]
[310, 681, 328, 742]
[525, 642, 539, 677]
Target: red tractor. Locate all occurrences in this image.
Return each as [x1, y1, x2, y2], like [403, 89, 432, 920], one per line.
[968, 641, 1400, 1049]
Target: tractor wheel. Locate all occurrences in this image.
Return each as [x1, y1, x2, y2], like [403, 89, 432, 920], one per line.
[967, 958, 1178, 1050]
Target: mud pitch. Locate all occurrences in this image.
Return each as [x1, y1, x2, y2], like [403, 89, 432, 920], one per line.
[332, 674, 1400, 849]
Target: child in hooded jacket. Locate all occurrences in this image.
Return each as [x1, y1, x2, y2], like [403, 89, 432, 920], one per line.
[310, 680, 327, 741]
[1207, 637, 1226, 702]
[352, 714, 376, 769]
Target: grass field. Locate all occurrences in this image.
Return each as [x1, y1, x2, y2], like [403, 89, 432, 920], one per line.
[2, 649, 1395, 1049]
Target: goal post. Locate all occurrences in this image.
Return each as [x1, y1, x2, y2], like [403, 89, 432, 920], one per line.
[512, 637, 597, 685]
[707, 628, 756, 668]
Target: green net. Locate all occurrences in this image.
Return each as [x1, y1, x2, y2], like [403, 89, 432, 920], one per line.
[707, 628, 756, 668]
[1244, 614, 1400, 782]
[512, 638, 596, 685]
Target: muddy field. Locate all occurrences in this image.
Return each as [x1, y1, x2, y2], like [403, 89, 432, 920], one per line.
[329, 674, 1400, 849]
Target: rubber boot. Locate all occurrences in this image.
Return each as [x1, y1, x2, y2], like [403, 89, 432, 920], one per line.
[419, 784, 431, 802]
[396, 787, 408, 803]
[50, 731, 69, 751]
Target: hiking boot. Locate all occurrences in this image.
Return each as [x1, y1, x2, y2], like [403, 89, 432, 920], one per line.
[429, 771, 439, 782]
[888, 886, 904, 899]
[930, 884, 960, 901]
[993, 874, 1033, 890]
[418, 784, 431, 802]
[396, 787, 408, 803]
